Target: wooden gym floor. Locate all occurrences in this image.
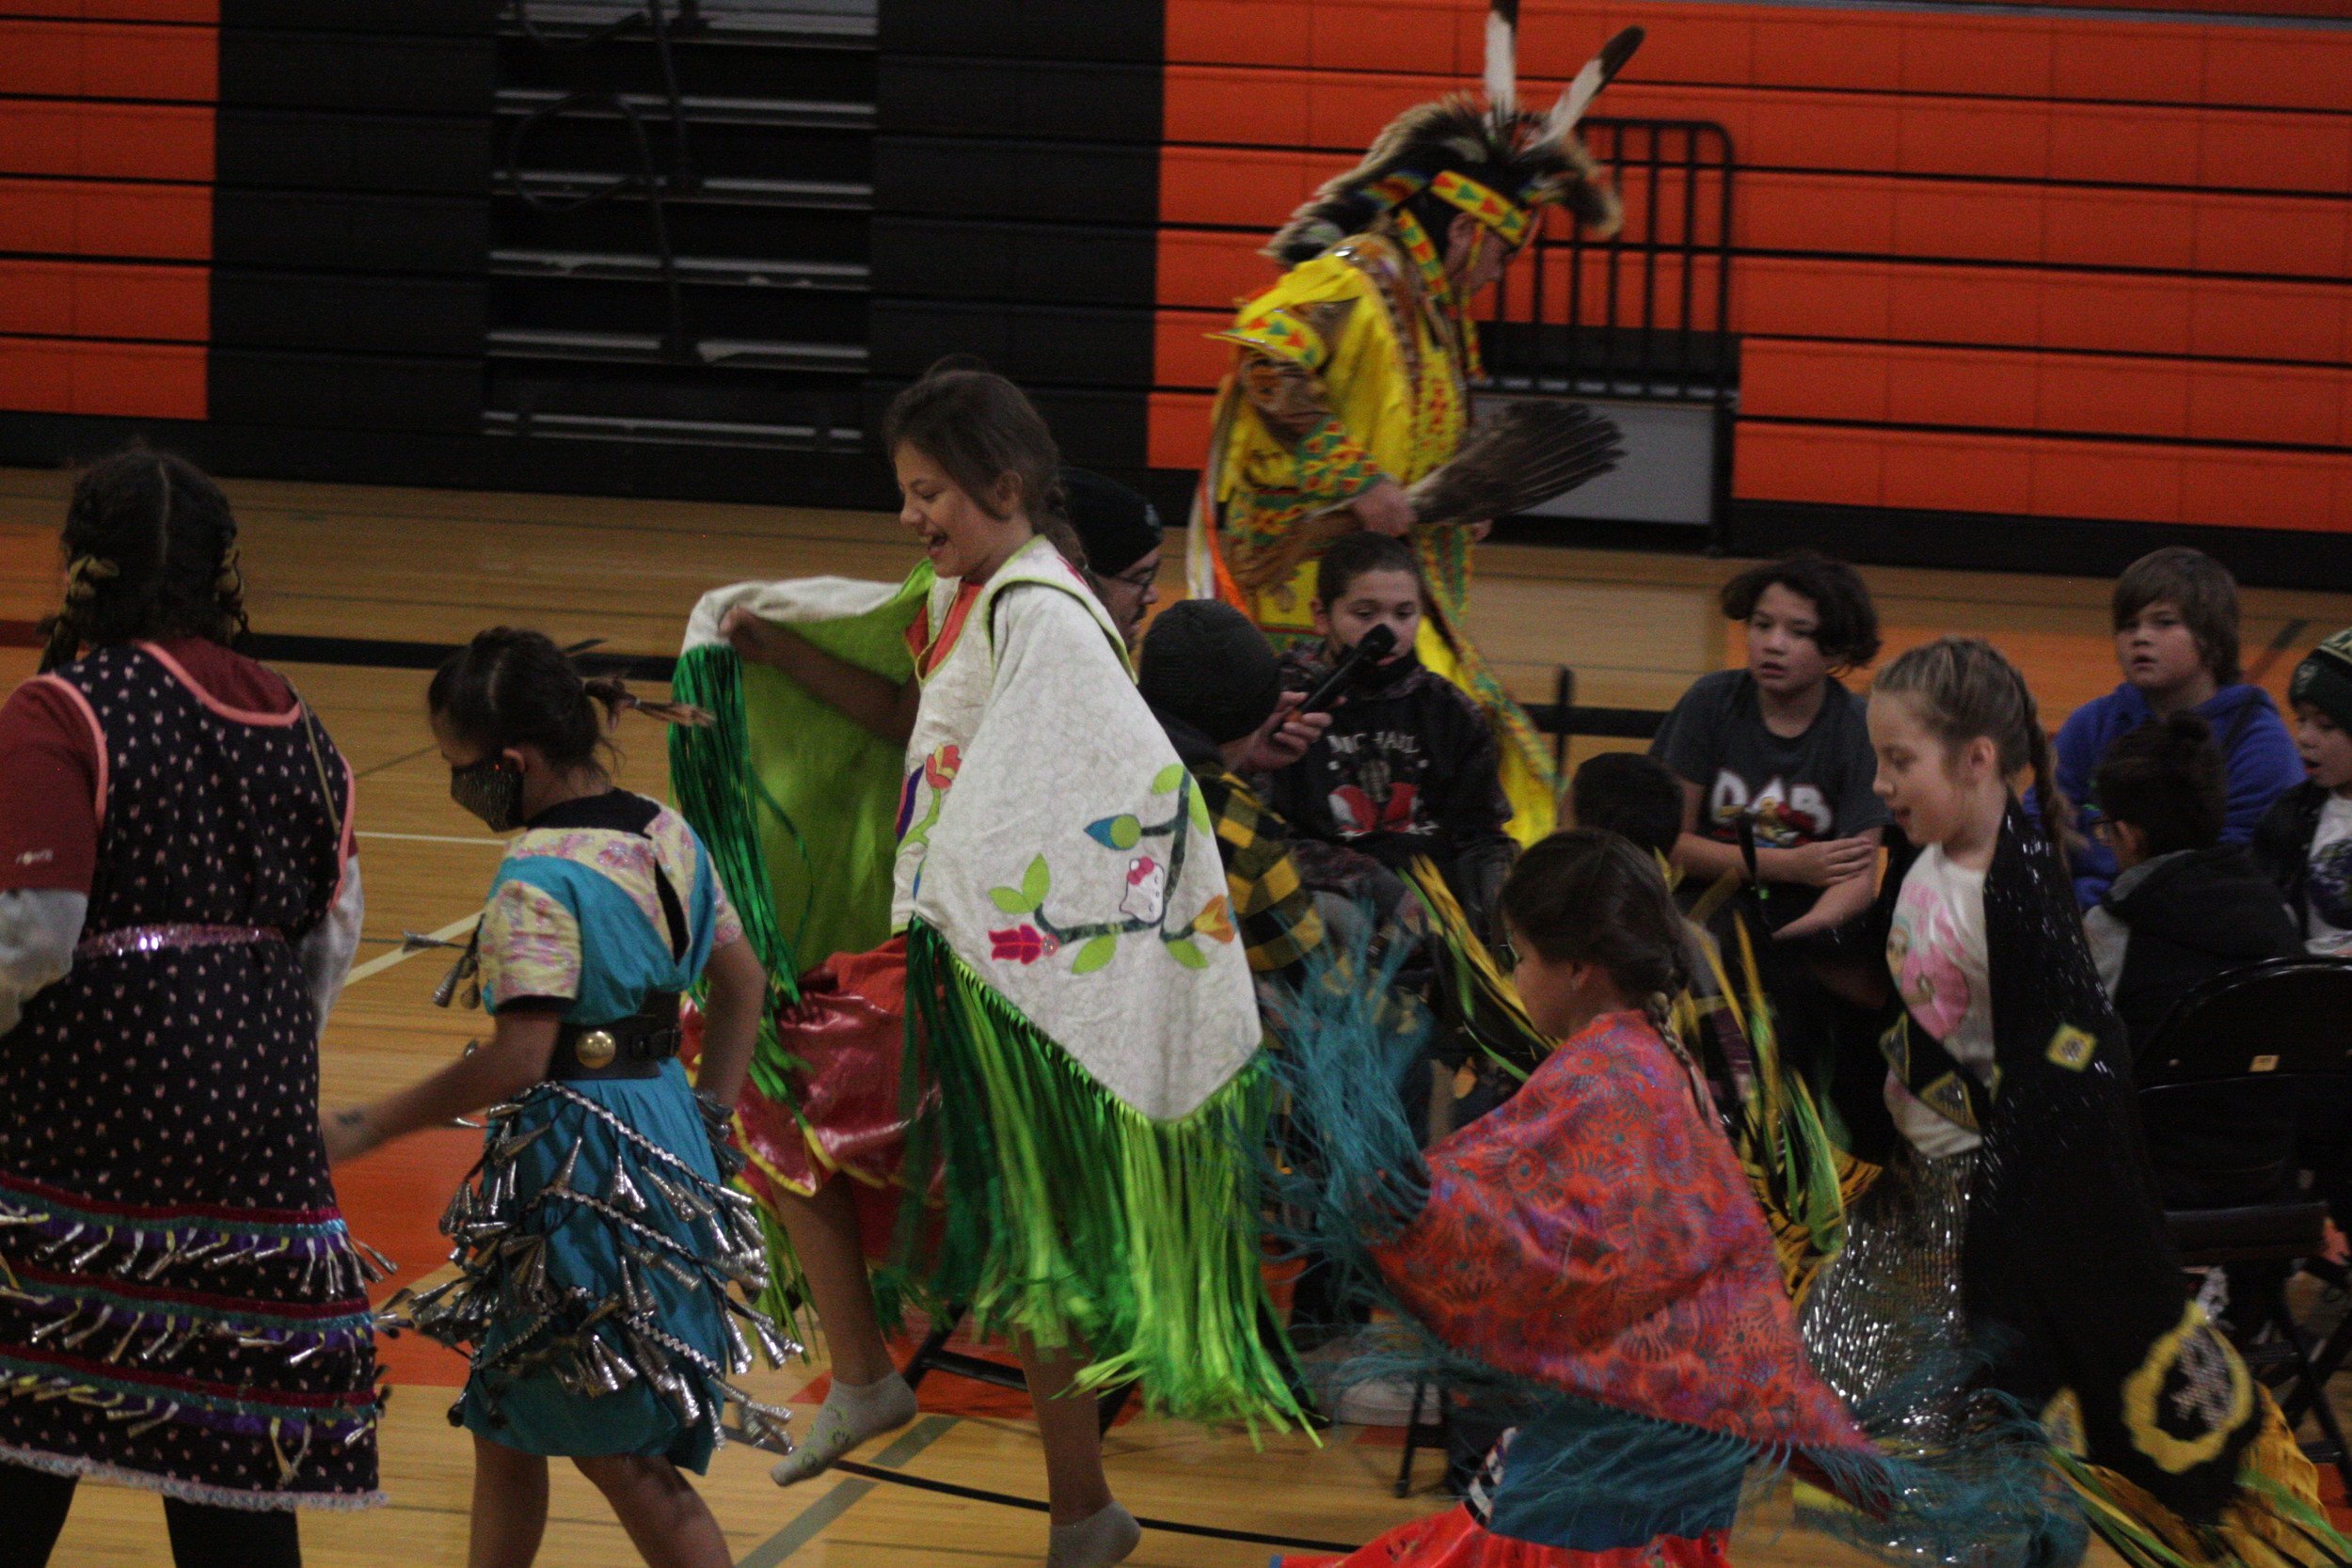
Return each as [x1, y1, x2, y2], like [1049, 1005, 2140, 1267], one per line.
[4, 463, 2351, 1566]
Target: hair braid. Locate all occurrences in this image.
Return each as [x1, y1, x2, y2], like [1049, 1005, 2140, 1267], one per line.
[37, 447, 244, 672]
[1875, 635, 2069, 852]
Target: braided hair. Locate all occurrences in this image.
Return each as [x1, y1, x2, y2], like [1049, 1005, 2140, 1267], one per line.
[38, 448, 247, 673]
[427, 628, 629, 771]
[1872, 635, 2069, 849]
[1500, 828, 1691, 1034]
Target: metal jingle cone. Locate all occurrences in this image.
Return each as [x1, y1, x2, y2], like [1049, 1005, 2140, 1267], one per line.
[719, 1309, 752, 1375]
[548, 1142, 582, 1200]
[584, 1337, 626, 1396]
[644, 1167, 693, 1215]
[609, 1164, 648, 1216]
[58, 1308, 113, 1350]
[751, 1315, 799, 1370]
[492, 1124, 548, 1164]
[28, 1304, 82, 1343]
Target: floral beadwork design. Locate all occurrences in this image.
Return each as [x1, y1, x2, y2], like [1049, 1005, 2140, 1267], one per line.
[985, 763, 1233, 974]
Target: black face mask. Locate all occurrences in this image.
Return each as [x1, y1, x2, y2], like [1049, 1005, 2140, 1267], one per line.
[450, 756, 524, 832]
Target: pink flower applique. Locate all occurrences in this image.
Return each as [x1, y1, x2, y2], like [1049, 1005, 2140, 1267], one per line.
[989, 925, 1057, 964]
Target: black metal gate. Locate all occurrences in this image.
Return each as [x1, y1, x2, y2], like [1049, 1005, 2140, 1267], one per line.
[1481, 117, 1736, 407]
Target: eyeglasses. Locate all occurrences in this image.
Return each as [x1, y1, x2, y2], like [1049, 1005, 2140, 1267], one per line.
[1099, 562, 1158, 594]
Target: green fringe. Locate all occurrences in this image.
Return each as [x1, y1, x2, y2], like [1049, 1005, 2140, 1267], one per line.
[898, 920, 1302, 1431]
[671, 642, 806, 1110]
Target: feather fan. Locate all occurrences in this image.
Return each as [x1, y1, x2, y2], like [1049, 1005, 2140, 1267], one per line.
[1406, 401, 1624, 528]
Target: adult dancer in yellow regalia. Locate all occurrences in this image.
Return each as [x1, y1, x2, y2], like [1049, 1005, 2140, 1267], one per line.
[1187, 11, 1644, 844]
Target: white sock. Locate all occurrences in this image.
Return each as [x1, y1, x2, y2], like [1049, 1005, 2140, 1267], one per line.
[767, 1370, 918, 1486]
[1045, 1501, 1141, 1568]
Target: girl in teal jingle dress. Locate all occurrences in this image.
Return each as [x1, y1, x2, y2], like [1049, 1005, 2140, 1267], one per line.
[322, 628, 790, 1568]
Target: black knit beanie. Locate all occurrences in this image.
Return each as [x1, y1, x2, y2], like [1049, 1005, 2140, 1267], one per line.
[2292, 626, 2352, 733]
[1061, 467, 1162, 578]
[1138, 600, 1281, 745]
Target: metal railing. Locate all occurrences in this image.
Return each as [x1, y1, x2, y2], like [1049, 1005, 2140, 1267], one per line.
[1483, 117, 1736, 406]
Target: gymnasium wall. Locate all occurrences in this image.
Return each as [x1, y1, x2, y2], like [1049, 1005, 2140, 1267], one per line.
[867, 0, 1167, 495]
[0, 0, 493, 466]
[1150, 0, 2352, 578]
[6, 0, 2352, 585]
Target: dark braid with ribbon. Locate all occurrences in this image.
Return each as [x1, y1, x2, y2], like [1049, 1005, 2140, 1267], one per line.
[37, 447, 248, 673]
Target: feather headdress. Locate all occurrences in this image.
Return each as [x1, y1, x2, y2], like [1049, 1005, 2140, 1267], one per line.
[1266, 9, 1645, 266]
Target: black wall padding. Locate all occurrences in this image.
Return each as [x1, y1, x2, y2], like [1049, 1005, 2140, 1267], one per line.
[869, 302, 1152, 387]
[868, 2, 1162, 473]
[209, 352, 481, 434]
[878, 0, 1161, 63]
[212, 193, 490, 275]
[872, 136, 1156, 223]
[209, 274, 486, 356]
[208, 1, 494, 453]
[868, 218, 1156, 306]
[215, 112, 492, 194]
[877, 57, 1161, 143]
[218, 32, 493, 113]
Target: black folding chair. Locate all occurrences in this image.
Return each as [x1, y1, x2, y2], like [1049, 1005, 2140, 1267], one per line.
[898, 1307, 1134, 1436]
[2137, 956, 2352, 1493]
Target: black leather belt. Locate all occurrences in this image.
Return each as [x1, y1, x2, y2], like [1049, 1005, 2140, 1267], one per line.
[549, 993, 683, 1082]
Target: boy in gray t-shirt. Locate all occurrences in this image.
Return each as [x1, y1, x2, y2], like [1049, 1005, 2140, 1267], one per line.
[1649, 556, 1888, 938]
[1649, 555, 1892, 1155]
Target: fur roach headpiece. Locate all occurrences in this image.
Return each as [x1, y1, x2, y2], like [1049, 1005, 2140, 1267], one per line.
[1266, 8, 1644, 266]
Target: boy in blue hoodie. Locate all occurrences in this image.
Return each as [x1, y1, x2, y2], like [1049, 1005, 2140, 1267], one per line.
[2055, 546, 2305, 908]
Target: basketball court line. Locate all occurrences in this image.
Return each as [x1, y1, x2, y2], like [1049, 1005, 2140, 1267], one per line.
[736, 1417, 961, 1567]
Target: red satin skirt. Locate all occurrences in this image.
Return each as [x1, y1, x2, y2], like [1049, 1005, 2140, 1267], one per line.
[1281, 1508, 1734, 1568]
[732, 936, 934, 1255]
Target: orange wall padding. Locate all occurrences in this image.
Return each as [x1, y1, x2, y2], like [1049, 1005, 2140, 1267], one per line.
[0, 337, 206, 420]
[0, 261, 209, 341]
[0, 20, 218, 101]
[0, 99, 215, 182]
[1156, 0, 2352, 535]
[3, 1, 218, 19]
[0, 12, 214, 419]
[1737, 424, 2352, 532]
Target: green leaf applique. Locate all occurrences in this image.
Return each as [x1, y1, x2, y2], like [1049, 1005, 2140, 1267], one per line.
[1073, 933, 1119, 974]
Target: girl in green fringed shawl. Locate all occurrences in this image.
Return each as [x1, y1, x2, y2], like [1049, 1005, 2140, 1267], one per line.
[680, 367, 1291, 1568]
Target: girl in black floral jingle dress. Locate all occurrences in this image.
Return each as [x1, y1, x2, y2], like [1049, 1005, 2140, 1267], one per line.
[0, 451, 379, 1568]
